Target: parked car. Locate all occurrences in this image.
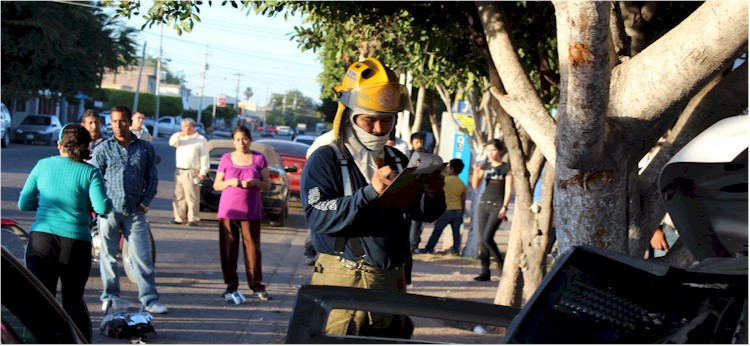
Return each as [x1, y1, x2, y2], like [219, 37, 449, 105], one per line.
[255, 139, 310, 198]
[1, 248, 87, 343]
[14, 114, 62, 145]
[1, 103, 11, 147]
[257, 126, 278, 135]
[293, 134, 318, 146]
[276, 125, 292, 136]
[100, 111, 112, 136]
[260, 129, 275, 138]
[199, 139, 296, 226]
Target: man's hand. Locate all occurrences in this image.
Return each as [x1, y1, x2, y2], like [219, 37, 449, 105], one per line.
[371, 166, 394, 195]
[137, 203, 149, 213]
[650, 228, 668, 251]
[419, 171, 445, 198]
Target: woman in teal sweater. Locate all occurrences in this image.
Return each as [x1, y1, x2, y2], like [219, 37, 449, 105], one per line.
[18, 124, 112, 342]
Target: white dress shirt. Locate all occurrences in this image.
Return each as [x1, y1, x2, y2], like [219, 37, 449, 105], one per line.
[169, 132, 209, 176]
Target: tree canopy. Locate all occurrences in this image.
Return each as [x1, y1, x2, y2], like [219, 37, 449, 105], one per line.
[1, 1, 138, 104]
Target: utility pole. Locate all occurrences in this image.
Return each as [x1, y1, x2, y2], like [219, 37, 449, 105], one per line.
[233, 72, 243, 112]
[153, 24, 164, 139]
[197, 45, 208, 125]
[132, 41, 146, 113]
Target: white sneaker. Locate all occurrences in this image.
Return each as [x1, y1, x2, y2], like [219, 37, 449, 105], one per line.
[145, 302, 168, 314]
[102, 296, 135, 312]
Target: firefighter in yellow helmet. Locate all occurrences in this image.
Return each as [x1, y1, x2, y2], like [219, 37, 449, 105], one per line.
[300, 57, 446, 338]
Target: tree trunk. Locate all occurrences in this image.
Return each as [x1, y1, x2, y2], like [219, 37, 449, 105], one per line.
[476, 1, 557, 307]
[411, 84, 426, 135]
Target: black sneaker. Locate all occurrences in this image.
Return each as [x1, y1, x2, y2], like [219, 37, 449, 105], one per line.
[169, 220, 184, 225]
[187, 221, 200, 227]
[253, 289, 271, 300]
[473, 273, 491, 282]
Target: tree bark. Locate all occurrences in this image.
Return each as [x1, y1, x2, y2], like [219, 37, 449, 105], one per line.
[411, 83, 426, 135]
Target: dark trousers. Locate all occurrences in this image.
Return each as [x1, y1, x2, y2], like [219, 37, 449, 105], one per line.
[219, 219, 265, 291]
[408, 220, 423, 251]
[475, 201, 504, 275]
[304, 229, 317, 257]
[26, 231, 93, 342]
[424, 210, 463, 254]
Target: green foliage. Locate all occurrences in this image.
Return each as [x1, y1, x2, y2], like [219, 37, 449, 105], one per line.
[1, 2, 138, 104]
[94, 89, 183, 116]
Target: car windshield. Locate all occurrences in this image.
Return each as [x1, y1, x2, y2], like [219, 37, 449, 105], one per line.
[295, 137, 315, 145]
[263, 141, 308, 157]
[210, 147, 233, 161]
[21, 116, 50, 126]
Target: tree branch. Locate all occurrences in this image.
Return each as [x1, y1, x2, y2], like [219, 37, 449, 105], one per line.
[609, 0, 748, 128]
[475, 1, 557, 166]
[555, 2, 611, 170]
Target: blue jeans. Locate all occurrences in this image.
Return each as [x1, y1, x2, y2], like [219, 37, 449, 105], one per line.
[99, 210, 159, 307]
[424, 210, 463, 254]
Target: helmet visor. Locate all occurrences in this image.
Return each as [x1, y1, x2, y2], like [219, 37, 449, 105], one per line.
[338, 82, 413, 114]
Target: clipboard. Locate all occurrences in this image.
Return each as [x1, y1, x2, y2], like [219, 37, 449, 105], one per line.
[371, 153, 447, 209]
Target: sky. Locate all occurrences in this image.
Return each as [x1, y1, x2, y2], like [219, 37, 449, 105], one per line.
[109, 3, 324, 107]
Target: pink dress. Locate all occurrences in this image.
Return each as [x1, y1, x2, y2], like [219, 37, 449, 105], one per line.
[217, 151, 267, 220]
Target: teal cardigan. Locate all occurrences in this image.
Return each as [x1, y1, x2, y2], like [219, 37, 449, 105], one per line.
[18, 156, 112, 241]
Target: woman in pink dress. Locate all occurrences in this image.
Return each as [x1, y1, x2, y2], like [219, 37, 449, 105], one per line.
[213, 126, 272, 301]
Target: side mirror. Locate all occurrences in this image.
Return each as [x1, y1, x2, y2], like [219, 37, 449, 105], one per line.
[285, 166, 298, 173]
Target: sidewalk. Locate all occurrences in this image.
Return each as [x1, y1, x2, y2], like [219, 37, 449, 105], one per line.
[87, 205, 513, 344]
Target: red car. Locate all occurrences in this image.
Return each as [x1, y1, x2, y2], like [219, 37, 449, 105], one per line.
[255, 139, 309, 197]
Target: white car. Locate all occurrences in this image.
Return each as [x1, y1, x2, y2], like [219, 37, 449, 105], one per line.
[1, 103, 11, 148]
[15, 114, 62, 146]
[276, 125, 292, 136]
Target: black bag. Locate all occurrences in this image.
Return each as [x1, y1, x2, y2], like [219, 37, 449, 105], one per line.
[100, 302, 156, 340]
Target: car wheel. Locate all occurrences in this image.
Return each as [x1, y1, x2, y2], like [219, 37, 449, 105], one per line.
[269, 204, 288, 227]
[1, 132, 9, 148]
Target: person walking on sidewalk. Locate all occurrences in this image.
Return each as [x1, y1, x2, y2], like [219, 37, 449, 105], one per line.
[471, 139, 513, 282]
[418, 159, 468, 255]
[168, 117, 209, 227]
[301, 57, 445, 338]
[19, 124, 112, 342]
[212, 126, 273, 301]
[93, 106, 167, 314]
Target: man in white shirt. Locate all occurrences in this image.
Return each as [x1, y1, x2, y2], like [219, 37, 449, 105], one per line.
[168, 118, 209, 226]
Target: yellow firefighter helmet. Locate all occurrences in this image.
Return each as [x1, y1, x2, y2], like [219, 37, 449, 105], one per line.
[331, 57, 412, 138]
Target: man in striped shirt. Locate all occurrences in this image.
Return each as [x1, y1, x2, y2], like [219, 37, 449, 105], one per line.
[93, 105, 167, 314]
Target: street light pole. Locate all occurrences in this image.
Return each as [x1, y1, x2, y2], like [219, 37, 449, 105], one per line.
[197, 45, 208, 125]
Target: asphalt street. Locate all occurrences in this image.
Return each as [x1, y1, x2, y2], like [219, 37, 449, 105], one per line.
[1, 135, 506, 344]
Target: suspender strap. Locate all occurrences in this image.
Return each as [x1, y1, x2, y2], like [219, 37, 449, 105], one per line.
[329, 142, 353, 196]
[329, 142, 364, 257]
